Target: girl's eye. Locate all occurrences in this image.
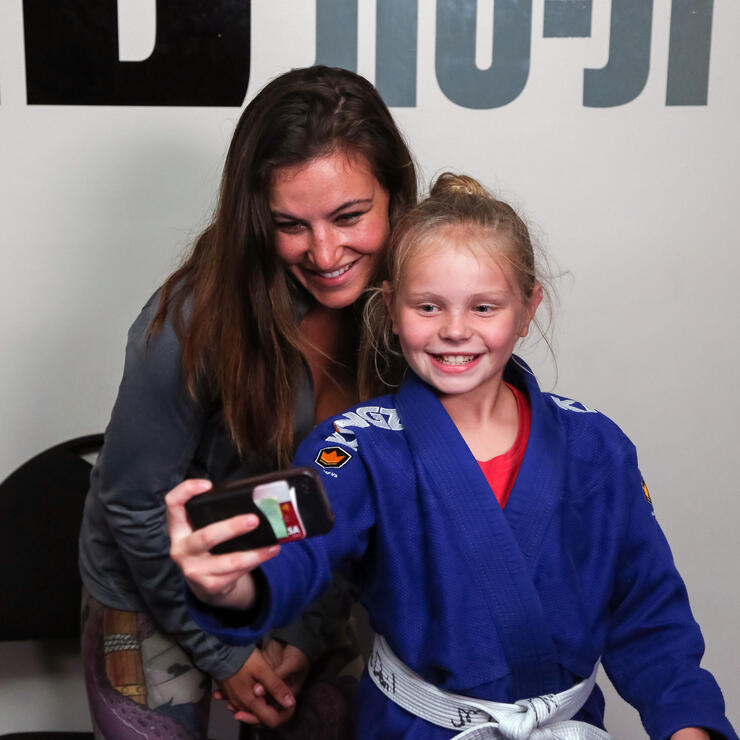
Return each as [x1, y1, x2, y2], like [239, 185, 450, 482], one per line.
[418, 304, 438, 314]
[474, 304, 496, 314]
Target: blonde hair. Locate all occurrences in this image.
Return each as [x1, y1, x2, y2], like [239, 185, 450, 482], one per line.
[360, 173, 554, 395]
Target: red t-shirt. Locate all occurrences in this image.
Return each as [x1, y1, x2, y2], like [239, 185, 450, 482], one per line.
[477, 382, 531, 509]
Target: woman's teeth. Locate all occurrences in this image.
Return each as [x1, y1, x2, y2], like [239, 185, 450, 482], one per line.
[318, 263, 353, 279]
[434, 354, 477, 365]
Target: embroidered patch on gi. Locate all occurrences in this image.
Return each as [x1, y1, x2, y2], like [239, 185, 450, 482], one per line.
[642, 479, 652, 506]
[549, 395, 596, 414]
[325, 425, 358, 451]
[315, 446, 352, 469]
[323, 406, 403, 451]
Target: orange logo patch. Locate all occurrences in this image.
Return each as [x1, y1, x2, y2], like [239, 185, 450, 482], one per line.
[642, 480, 652, 506]
[316, 446, 352, 469]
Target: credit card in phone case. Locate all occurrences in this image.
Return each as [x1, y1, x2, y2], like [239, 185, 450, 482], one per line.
[253, 479, 306, 542]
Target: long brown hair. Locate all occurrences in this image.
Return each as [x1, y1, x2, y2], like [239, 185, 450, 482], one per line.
[150, 66, 417, 466]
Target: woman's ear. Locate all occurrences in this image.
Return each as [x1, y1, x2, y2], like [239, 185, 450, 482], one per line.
[381, 281, 398, 335]
[518, 282, 543, 338]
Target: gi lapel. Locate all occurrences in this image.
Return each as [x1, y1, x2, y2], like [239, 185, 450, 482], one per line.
[502, 361, 567, 563]
[395, 369, 559, 698]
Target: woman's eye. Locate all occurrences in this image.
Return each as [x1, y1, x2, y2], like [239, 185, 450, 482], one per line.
[274, 221, 305, 234]
[335, 211, 363, 225]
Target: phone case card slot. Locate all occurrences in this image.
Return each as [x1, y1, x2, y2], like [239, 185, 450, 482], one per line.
[253, 480, 305, 542]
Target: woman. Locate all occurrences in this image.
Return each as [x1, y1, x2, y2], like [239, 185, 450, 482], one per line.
[78, 65, 417, 739]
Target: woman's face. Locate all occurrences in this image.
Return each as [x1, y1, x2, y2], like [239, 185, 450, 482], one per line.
[270, 151, 391, 310]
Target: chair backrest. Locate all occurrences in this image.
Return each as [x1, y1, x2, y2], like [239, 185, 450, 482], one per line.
[0, 435, 104, 642]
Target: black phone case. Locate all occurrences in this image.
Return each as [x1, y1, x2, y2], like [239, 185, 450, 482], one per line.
[184, 466, 334, 554]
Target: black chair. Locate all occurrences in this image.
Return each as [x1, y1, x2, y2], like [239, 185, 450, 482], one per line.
[0, 434, 102, 738]
[0, 435, 251, 740]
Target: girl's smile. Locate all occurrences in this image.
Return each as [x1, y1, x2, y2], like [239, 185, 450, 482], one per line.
[430, 353, 482, 371]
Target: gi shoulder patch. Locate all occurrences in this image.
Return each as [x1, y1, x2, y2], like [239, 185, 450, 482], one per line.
[325, 425, 358, 451]
[549, 394, 597, 414]
[323, 405, 403, 451]
[315, 446, 352, 470]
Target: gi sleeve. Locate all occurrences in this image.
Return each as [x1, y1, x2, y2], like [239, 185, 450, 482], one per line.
[266, 572, 359, 663]
[188, 435, 376, 646]
[94, 300, 251, 679]
[601, 442, 737, 740]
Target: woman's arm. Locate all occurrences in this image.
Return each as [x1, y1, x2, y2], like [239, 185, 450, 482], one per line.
[90, 301, 305, 721]
[89, 297, 354, 725]
[81, 299, 254, 680]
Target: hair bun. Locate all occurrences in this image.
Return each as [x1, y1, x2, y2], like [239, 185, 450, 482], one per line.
[431, 172, 489, 199]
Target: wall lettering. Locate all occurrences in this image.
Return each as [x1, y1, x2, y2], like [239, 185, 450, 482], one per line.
[13, 0, 714, 107]
[583, 0, 653, 107]
[543, 0, 592, 38]
[435, 0, 531, 109]
[666, 0, 714, 105]
[375, 0, 418, 107]
[315, 0, 357, 72]
[23, 0, 250, 105]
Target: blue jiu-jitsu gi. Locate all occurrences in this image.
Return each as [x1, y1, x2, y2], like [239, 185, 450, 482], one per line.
[190, 360, 736, 740]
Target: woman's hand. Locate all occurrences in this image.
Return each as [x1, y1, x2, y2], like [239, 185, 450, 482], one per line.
[262, 638, 312, 698]
[166, 478, 281, 610]
[216, 640, 311, 726]
[215, 646, 300, 727]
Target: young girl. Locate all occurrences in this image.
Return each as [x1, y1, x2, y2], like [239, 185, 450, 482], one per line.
[168, 174, 735, 739]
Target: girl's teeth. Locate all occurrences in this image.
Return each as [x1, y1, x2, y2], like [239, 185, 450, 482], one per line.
[436, 354, 476, 365]
[320, 263, 353, 278]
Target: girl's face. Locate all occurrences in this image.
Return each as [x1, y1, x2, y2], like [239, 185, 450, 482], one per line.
[271, 151, 391, 310]
[388, 228, 541, 404]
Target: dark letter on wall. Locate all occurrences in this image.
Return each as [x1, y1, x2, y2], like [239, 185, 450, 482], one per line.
[666, 0, 713, 105]
[543, 0, 592, 38]
[315, 0, 358, 71]
[583, 0, 653, 107]
[23, 0, 250, 106]
[436, 0, 532, 109]
[376, 0, 417, 107]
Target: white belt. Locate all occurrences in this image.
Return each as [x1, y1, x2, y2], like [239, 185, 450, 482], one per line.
[368, 635, 613, 740]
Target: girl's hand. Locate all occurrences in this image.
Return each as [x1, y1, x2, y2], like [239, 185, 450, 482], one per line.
[166, 479, 281, 610]
[670, 730, 710, 740]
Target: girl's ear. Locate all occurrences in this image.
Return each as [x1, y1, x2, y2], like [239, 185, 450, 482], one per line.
[381, 281, 399, 335]
[518, 282, 543, 338]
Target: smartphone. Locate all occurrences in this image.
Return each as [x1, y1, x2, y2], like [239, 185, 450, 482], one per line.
[184, 466, 334, 554]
